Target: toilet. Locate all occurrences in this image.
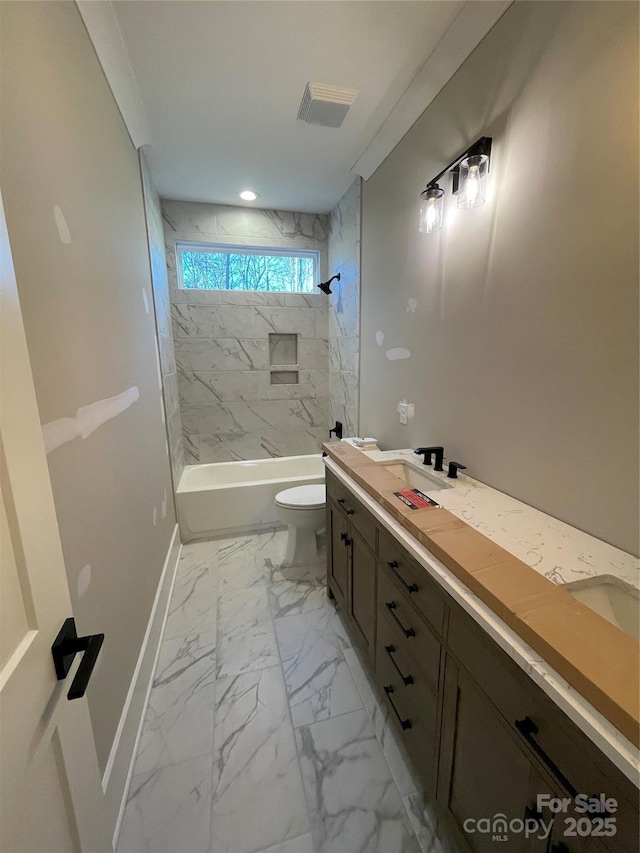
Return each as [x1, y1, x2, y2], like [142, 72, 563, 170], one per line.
[275, 484, 326, 564]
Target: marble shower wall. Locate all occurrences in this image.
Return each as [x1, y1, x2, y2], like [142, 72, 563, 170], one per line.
[161, 200, 331, 463]
[141, 153, 184, 485]
[328, 179, 361, 437]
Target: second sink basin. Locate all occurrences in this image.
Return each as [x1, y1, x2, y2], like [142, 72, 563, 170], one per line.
[380, 460, 450, 493]
[562, 576, 639, 641]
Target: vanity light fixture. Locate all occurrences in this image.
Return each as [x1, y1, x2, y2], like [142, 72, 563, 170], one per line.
[419, 136, 492, 232]
[238, 190, 259, 201]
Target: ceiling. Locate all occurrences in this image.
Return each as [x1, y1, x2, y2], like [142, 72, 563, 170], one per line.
[112, 1, 472, 213]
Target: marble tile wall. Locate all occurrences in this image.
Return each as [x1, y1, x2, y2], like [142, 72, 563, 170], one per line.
[162, 200, 332, 463]
[140, 152, 184, 485]
[328, 179, 361, 438]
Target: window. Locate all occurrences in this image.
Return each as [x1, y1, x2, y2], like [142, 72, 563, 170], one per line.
[176, 242, 319, 293]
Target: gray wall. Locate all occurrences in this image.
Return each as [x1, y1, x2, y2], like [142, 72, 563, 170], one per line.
[328, 179, 361, 438]
[0, 0, 177, 769]
[360, 1, 639, 555]
[140, 153, 184, 486]
[162, 201, 331, 463]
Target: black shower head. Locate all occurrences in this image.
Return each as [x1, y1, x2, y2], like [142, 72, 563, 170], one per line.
[318, 272, 341, 295]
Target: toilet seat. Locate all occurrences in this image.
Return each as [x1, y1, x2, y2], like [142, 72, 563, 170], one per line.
[275, 484, 326, 510]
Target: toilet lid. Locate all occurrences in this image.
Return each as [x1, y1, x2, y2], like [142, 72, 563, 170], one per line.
[276, 484, 326, 510]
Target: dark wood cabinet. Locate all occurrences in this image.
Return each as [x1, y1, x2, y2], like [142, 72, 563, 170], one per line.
[437, 658, 554, 853]
[325, 469, 639, 853]
[327, 499, 349, 610]
[348, 530, 376, 659]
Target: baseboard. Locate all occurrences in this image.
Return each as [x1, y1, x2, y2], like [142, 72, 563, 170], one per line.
[101, 523, 181, 849]
[182, 520, 285, 543]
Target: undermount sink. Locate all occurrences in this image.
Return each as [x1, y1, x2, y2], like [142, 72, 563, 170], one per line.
[562, 576, 639, 641]
[379, 460, 450, 493]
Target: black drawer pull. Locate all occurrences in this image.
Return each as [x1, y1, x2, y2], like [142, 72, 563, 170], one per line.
[387, 561, 418, 594]
[384, 685, 412, 730]
[515, 717, 577, 798]
[385, 645, 414, 685]
[340, 532, 351, 547]
[337, 498, 354, 515]
[385, 601, 415, 638]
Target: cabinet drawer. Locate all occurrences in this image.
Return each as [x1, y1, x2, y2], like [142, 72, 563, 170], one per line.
[376, 604, 441, 723]
[377, 566, 441, 690]
[326, 472, 377, 545]
[448, 610, 639, 850]
[376, 616, 438, 791]
[378, 529, 445, 635]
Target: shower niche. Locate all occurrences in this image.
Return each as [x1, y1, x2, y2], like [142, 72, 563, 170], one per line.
[269, 333, 299, 385]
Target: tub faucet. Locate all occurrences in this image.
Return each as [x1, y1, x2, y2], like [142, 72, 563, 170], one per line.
[414, 446, 444, 471]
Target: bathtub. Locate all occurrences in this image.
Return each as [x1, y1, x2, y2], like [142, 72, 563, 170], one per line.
[176, 454, 325, 541]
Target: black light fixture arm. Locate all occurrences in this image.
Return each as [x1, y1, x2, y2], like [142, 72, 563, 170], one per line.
[424, 136, 492, 194]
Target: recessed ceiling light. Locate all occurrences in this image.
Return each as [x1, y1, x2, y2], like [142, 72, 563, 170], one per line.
[238, 190, 259, 201]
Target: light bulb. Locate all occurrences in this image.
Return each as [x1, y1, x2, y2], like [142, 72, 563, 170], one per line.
[426, 198, 439, 230]
[465, 165, 479, 205]
[419, 185, 444, 233]
[238, 190, 259, 201]
[457, 154, 488, 210]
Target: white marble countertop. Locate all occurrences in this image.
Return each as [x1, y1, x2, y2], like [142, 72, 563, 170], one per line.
[324, 449, 640, 786]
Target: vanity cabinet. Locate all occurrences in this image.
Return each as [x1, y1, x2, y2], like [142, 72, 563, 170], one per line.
[324, 469, 639, 853]
[326, 474, 377, 660]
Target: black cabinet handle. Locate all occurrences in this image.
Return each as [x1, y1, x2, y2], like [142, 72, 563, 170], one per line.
[387, 561, 418, 594]
[384, 645, 414, 686]
[337, 498, 354, 516]
[384, 685, 412, 730]
[515, 717, 577, 798]
[340, 532, 351, 547]
[52, 617, 104, 701]
[385, 601, 415, 638]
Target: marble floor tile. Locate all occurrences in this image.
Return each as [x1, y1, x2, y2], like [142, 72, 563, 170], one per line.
[274, 606, 362, 727]
[256, 832, 316, 853]
[296, 709, 420, 853]
[267, 556, 327, 619]
[164, 543, 218, 640]
[403, 793, 450, 853]
[210, 666, 310, 853]
[217, 582, 280, 678]
[133, 631, 216, 775]
[118, 756, 212, 853]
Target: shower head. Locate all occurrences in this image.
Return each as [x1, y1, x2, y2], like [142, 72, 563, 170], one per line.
[318, 272, 341, 295]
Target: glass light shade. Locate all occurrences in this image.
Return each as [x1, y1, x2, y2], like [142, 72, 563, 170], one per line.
[457, 154, 489, 209]
[419, 186, 444, 233]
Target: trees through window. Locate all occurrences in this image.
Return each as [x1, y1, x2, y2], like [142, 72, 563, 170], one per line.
[177, 243, 318, 293]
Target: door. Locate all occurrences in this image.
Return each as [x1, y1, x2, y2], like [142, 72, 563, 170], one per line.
[0, 193, 111, 852]
[349, 531, 376, 659]
[437, 659, 543, 853]
[328, 501, 349, 608]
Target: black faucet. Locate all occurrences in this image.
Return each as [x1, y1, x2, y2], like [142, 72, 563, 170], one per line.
[447, 461, 467, 479]
[414, 446, 444, 471]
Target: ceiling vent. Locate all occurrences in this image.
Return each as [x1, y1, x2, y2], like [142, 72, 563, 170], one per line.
[297, 82, 359, 128]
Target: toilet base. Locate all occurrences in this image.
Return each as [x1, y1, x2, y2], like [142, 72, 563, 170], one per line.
[284, 525, 319, 565]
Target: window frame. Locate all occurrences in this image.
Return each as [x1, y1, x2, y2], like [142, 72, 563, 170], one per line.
[175, 241, 320, 293]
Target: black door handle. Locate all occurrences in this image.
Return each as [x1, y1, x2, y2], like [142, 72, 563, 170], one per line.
[384, 685, 412, 730]
[52, 617, 104, 700]
[387, 561, 418, 594]
[384, 645, 414, 685]
[515, 717, 578, 798]
[337, 498, 354, 515]
[385, 601, 415, 638]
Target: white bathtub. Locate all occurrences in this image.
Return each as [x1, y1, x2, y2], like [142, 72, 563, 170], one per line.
[176, 454, 325, 541]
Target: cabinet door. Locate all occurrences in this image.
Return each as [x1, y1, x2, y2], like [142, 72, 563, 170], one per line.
[349, 531, 376, 660]
[438, 660, 540, 853]
[328, 500, 349, 609]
